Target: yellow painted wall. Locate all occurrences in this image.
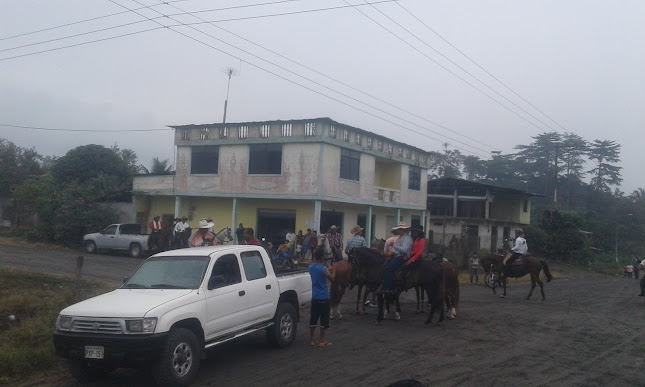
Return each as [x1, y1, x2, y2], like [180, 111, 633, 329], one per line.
[237, 199, 315, 232]
[375, 158, 401, 189]
[146, 197, 175, 232]
[185, 197, 234, 231]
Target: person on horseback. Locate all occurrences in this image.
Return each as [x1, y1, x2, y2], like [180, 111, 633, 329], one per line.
[505, 229, 528, 276]
[402, 225, 425, 283]
[173, 216, 189, 248]
[326, 225, 344, 262]
[382, 222, 413, 293]
[188, 220, 216, 247]
[345, 225, 366, 256]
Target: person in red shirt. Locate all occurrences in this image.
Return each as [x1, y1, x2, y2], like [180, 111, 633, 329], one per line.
[406, 225, 426, 265]
[242, 228, 261, 246]
[147, 215, 164, 249]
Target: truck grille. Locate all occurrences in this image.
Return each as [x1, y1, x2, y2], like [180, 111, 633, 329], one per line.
[72, 319, 123, 334]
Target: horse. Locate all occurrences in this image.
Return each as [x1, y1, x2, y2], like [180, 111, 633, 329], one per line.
[440, 261, 460, 320]
[485, 254, 553, 300]
[213, 227, 233, 245]
[329, 260, 352, 319]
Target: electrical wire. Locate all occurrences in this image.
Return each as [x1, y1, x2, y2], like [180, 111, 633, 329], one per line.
[0, 123, 171, 132]
[345, 0, 552, 133]
[158, 0, 500, 152]
[106, 0, 489, 157]
[116, 0, 490, 156]
[394, 1, 568, 132]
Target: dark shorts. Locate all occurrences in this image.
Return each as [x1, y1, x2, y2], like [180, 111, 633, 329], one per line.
[310, 299, 330, 329]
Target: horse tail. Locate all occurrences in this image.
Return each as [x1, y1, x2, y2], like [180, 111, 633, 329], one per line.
[541, 260, 553, 282]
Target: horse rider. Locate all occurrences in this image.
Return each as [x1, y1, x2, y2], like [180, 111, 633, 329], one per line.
[188, 219, 216, 247]
[505, 229, 528, 276]
[402, 225, 426, 282]
[381, 222, 413, 293]
[326, 225, 344, 263]
[148, 215, 163, 249]
[345, 225, 367, 257]
[173, 216, 190, 248]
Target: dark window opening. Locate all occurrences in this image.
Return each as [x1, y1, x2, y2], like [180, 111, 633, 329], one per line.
[191, 146, 219, 174]
[523, 199, 528, 212]
[408, 167, 421, 190]
[249, 144, 282, 174]
[340, 149, 360, 181]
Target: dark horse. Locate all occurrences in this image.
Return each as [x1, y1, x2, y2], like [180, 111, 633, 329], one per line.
[351, 248, 444, 325]
[483, 254, 553, 300]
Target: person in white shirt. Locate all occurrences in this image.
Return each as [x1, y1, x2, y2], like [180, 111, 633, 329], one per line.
[505, 230, 528, 276]
[638, 259, 645, 296]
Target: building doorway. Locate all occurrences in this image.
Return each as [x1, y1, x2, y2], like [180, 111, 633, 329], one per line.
[257, 209, 296, 250]
[466, 225, 479, 252]
[491, 226, 498, 253]
[321, 211, 343, 234]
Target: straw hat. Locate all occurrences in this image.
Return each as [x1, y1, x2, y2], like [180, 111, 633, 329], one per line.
[198, 219, 214, 229]
[392, 221, 410, 231]
[350, 225, 364, 235]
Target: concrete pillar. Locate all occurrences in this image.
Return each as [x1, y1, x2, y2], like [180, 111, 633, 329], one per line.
[366, 205, 373, 242]
[421, 210, 426, 231]
[231, 198, 238, 244]
[313, 200, 322, 233]
[132, 195, 138, 223]
[453, 188, 458, 217]
[174, 196, 182, 218]
[485, 189, 490, 219]
[396, 208, 401, 225]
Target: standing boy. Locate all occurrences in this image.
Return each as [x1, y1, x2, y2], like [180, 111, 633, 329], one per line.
[469, 252, 480, 285]
[308, 249, 335, 347]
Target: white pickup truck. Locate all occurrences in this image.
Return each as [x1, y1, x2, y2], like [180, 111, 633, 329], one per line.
[53, 245, 312, 386]
[83, 224, 150, 258]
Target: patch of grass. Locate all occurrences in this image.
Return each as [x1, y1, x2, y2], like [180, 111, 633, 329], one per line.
[0, 234, 77, 252]
[0, 267, 115, 385]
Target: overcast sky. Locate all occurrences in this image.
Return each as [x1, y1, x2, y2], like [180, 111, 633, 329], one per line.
[1, 0, 643, 192]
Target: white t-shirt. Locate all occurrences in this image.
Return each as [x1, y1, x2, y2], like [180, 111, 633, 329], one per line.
[286, 232, 295, 243]
[174, 221, 189, 233]
[512, 236, 528, 254]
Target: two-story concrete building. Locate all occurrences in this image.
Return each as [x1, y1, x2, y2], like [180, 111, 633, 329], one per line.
[132, 118, 433, 247]
[426, 177, 539, 256]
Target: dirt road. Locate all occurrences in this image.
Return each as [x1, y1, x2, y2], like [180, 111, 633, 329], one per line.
[1, 246, 642, 386]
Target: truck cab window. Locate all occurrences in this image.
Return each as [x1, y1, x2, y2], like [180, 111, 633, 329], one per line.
[209, 254, 242, 289]
[241, 251, 268, 281]
[103, 225, 117, 235]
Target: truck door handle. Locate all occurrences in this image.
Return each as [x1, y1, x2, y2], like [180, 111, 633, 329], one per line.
[238, 290, 245, 296]
[266, 285, 271, 290]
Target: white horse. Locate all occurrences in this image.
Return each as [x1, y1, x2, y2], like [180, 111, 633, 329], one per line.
[214, 227, 233, 245]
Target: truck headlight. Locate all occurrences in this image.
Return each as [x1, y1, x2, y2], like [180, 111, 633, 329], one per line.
[125, 318, 157, 334]
[57, 315, 73, 330]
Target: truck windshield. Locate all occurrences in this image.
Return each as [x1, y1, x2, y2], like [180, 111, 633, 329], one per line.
[123, 256, 210, 289]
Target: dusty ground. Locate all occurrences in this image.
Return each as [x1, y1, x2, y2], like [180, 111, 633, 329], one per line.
[1, 244, 643, 387]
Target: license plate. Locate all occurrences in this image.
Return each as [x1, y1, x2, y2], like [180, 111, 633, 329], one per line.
[84, 346, 104, 359]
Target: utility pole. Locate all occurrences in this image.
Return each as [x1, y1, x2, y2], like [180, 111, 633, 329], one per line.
[222, 67, 238, 124]
[553, 145, 575, 209]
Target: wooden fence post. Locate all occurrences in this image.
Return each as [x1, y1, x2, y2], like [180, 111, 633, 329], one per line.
[74, 256, 84, 300]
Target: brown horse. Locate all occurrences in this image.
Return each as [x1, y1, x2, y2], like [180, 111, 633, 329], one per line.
[485, 254, 553, 300]
[440, 261, 460, 320]
[329, 260, 352, 319]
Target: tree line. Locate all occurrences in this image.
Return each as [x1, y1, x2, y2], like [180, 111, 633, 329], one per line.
[428, 132, 644, 265]
[0, 138, 171, 245]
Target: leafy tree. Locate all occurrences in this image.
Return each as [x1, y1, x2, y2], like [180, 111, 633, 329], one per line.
[428, 143, 462, 178]
[11, 175, 58, 240]
[587, 139, 622, 192]
[0, 139, 42, 198]
[462, 155, 486, 181]
[514, 132, 561, 196]
[630, 188, 645, 204]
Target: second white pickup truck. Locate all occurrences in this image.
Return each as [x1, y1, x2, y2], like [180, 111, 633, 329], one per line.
[53, 245, 312, 386]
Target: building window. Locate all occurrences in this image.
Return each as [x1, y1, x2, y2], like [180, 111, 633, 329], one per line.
[387, 144, 393, 154]
[249, 144, 282, 174]
[406, 149, 411, 159]
[281, 123, 292, 137]
[238, 125, 248, 139]
[260, 124, 271, 138]
[408, 167, 421, 190]
[305, 122, 316, 136]
[340, 149, 360, 181]
[523, 199, 528, 212]
[355, 133, 361, 145]
[343, 130, 349, 142]
[200, 128, 210, 140]
[218, 127, 228, 139]
[377, 141, 383, 151]
[329, 125, 337, 138]
[397, 147, 403, 157]
[182, 130, 190, 140]
[191, 146, 219, 174]
[366, 137, 373, 149]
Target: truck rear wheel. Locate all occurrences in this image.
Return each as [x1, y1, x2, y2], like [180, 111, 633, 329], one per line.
[68, 359, 112, 382]
[153, 328, 201, 387]
[129, 243, 142, 258]
[266, 302, 297, 348]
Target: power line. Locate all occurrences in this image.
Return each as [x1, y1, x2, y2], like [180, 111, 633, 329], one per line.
[0, 0, 396, 56]
[346, 0, 553, 133]
[0, 123, 171, 132]
[159, 0, 499, 152]
[0, 0, 302, 41]
[394, 2, 568, 132]
[106, 0, 489, 157]
[115, 0, 490, 156]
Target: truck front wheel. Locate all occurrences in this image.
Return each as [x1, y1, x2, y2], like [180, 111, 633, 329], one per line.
[85, 241, 97, 254]
[153, 328, 201, 387]
[266, 302, 297, 348]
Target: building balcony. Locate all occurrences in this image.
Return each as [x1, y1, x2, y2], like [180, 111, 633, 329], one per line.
[375, 187, 400, 203]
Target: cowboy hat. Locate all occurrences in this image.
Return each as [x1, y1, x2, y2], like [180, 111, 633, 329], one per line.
[350, 225, 364, 235]
[329, 225, 338, 231]
[411, 224, 424, 232]
[392, 221, 410, 231]
[198, 219, 214, 229]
